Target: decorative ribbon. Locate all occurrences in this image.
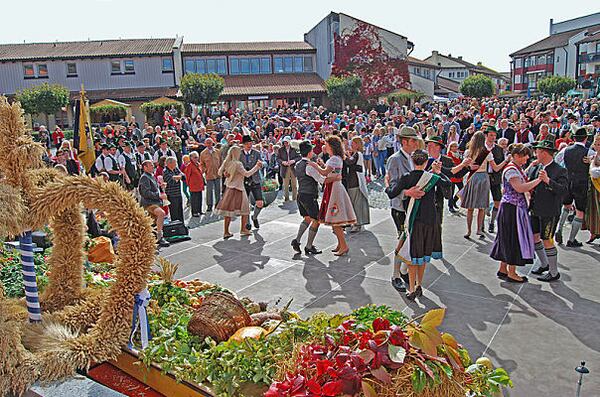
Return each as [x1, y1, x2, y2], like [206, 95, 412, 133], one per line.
[20, 230, 41, 323]
[128, 288, 152, 350]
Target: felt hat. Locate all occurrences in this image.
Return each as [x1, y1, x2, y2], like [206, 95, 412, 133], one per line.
[397, 126, 418, 139]
[299, 140, 313, 156]
[484, 125, 498, 134]
[573, 127, 588, 139]
[101, 143, 110, 150]
[424, 135, 445, 149]
[241, 135, 253, 144]
[532, 140, 557, 152]
[159, 137, 167, 144]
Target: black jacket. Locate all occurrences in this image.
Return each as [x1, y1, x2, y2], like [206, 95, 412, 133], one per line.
[528, 161, 568, 218]
[563, 143, 589, 183]
[489, 145, 505, 186]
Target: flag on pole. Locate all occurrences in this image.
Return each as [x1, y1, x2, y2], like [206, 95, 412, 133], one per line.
[73, 84, 95, 173]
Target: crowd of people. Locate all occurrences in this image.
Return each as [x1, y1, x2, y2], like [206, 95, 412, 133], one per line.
[39, 95, 600, 302]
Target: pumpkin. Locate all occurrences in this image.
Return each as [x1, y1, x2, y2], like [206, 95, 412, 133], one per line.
[228, 326, 268, 343]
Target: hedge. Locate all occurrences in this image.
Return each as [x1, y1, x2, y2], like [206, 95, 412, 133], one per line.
[140, 101, 184, 125]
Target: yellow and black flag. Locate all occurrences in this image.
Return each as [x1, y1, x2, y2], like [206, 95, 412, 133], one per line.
[73, 85, 95, 173]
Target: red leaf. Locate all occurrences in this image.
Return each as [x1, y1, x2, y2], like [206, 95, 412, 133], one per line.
[316, 359, 332, 377]
[322, 380, 343, 396]
[389, 326, 408, 346]
[370, 366, 392, 384]
[306, 378, 322, 395]
[414, 358, 435, 379]
[372, 318, 391, 332]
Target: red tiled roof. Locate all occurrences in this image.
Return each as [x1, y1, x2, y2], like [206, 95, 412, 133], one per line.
[436, 76, 460, 93]
[71, 87, 179, 102]
[221, 73, 325, 97]
[511, 24, 600, 56]
[407, 56, 436, 68]
[0, 39, 176, 62]
[182, 41, 315, 54]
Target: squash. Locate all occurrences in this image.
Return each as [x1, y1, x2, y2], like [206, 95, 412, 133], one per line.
[228, 326, 268, 343]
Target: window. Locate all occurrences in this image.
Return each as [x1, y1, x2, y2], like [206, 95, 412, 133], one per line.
[67, 62, 77, 76]
[304, 56, 313, 72]
[294, 57, 303, 72]
[250, 58, 260, 74]
[230, 58, 239, 75]
[515, 58, 522, 68]
[449, 72, 454, 78]
[261, 57, 271, 73]
[546, 54, 553, 65]
[207, 59, 217, 74]
[283, 57, 293, 73]
[217, 59, 226, 74]
[37, 64, 48, 77]
[596, 43, 600, 53]
[162, 58, 173, 72]
[111, 60, 121, 74]
[240, 58, 250, 74]
[274, 57, 283, 73]
[124, 60, 135, 73]
[537, 55, 545, 65]
[23, 64, 35, 78]
[185, 59, 196, 73]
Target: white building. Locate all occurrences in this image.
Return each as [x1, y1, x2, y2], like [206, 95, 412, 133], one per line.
[510, 12, 600, 93]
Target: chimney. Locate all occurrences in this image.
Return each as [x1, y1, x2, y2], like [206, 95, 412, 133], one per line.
[448, 53, 452, 57]
[549, 18, 554, 35]
[477, 61, 482, 66]
[458, 56, 462, 60]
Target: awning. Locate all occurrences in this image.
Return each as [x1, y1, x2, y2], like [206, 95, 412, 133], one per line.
[90, 99, 130, 108]
[221, 73, 326, 98]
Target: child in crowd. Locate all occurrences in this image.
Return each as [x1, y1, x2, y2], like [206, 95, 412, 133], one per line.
[385, 149, 450, 301]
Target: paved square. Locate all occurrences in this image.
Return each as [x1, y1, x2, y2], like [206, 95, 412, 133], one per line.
[160, 197, 600, 396]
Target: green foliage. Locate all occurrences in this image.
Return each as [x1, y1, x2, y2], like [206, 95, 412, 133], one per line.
[149, 282, 190, 307]
[459, 74, 495, 98]
[387, 91, 425, 106]
[466, 364, 513, 396]
[537, 75, 576, 97]
[90, 104, 128, 122]
[180, 73, 224, 106]
[325, 75, 362, 110]
[140, 101, 184, 125]
[0, 248, 48, 298]
[351, 304, 407, 328]
[16, 83, 69, 117]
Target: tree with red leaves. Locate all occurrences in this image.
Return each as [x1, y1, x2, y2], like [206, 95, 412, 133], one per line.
[332, 21, 411, 100]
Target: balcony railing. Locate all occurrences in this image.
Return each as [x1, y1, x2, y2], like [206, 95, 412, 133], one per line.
[579, 52, 600, 63]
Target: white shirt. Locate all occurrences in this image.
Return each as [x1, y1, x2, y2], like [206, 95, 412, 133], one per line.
[303, 157, 325, 184]
[400, 148, 414, 171]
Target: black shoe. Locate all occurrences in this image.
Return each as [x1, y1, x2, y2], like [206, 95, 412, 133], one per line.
[449, 207, 457, 214]
[192, 213, 200, 218]
[555, 232, 563, 245]
[304, 246, 322, 255]
[566, 239, 583, 248]
[405, 290, 418, 301]
[391, 277, 407, 292]
[206, 206, 212, 212]
[157, 238, 170, 247]
[400, 272, 410, 285]
[416, 285, 423, 297]
[506, 275, 528, 283]
[246, 222, 252, 231]
[537, 272, 560, 282]
[488, 224, 495, 233]
[587, 234, 600, 244]
[253, 217, 260, 229]
[496, 271, 508, 279]
[291, 239, 301, 253]
[531, 266, 549, 275]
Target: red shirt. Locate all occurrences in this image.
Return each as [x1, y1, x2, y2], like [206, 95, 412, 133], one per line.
[183, 161, 205, 192]
[52, 130, 64, 145]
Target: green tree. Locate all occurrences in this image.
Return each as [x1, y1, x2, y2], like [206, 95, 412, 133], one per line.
[16, 83, 70, 126]
[180, 73, 224, 113]
[325, 75, 362, 110]
[537, 75, 576, 97]
[459, 74, 495, 98]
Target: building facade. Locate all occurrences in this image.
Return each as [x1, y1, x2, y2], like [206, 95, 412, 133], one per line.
[510, 12, 600, 94]
[576, 31, 600, 94]
[181, 42, 324, 110]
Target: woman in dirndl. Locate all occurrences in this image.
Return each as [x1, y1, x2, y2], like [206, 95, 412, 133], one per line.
[490, 144, 542, 283]
[585, 134, 600, 243]
[215, 145, 262, 239]
[461, 131, 493, 239]
[345, 136, 370, 232]
[309, 135, 356, 256]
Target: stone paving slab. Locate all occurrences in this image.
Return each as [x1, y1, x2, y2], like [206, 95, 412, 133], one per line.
[160, 195, 600, 396]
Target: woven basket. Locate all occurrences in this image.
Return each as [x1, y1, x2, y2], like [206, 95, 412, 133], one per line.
[187, 292, 252, 342]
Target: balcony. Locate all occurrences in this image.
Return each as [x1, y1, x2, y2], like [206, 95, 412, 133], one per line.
[579, 52, 600, 64]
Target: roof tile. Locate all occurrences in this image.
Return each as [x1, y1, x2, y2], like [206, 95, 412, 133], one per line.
[182, 41, 315, 54]
[221, 73, 325, 97]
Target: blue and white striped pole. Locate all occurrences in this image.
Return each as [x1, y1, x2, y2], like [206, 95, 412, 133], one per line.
[19, 231, 41, 322]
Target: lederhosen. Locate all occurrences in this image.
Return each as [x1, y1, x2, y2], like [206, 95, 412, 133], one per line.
[107, 155, 122, 184]
[123, 153, 138, 189]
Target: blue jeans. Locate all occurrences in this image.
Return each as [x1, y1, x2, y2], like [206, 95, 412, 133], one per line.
[375, 150, 387, 177]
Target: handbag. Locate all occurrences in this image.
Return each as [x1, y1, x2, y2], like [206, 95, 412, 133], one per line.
[163, 220, 189, 238]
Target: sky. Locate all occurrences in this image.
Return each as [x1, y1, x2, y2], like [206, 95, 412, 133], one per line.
[2, 1, 599, 72]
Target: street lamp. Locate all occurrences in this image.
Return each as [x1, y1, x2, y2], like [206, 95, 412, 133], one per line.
[575, 361, 589, 397]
